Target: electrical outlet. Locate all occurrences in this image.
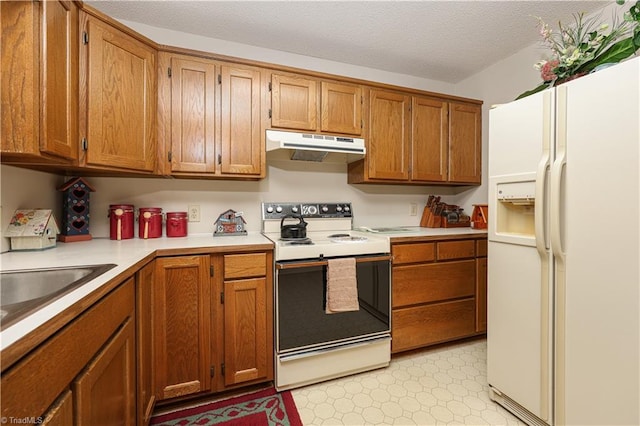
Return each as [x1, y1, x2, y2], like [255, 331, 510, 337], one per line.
[410, 203, 418, 216]
[188, 205, 201, 222]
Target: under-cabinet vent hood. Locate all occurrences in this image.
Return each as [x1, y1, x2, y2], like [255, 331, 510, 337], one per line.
[266, 130, 365, 162]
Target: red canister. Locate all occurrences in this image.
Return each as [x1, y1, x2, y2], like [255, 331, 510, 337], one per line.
[166, 212, 188, 237]
[109, 204, 134, 240]
[138, 207, 163, 239]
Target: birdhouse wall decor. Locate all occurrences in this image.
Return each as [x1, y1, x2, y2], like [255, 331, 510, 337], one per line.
[57, 177, 95, 242]
[213, 209, 247, 237]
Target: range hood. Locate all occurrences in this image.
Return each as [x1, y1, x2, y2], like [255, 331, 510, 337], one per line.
[266, 130, 365, 162]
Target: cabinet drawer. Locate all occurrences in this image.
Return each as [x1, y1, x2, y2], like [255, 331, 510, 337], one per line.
[393, 260, 475, 307]
[437, 240, 475, 260]
[392, 299, 475, 353]
[476, 239, 487, 257]
[392, 243, 435, 264]
[224, 253, 267, 279]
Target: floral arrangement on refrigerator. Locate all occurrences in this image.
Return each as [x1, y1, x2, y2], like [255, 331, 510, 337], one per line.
[517, 0, 640, 99]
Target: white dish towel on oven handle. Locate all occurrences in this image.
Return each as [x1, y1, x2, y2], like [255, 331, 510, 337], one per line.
[325, 257, 359, 314]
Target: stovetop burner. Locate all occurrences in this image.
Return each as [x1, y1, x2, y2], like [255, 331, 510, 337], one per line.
[327, 233, 350, 238]
[279, 237, 314, 245]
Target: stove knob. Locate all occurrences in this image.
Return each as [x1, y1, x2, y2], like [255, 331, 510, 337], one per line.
[336, 206, 343, 212]
[322, 206, 329, 213]
[276, 206, 283, 213]
[292, 206, 299, 213]
[266, 206, 274, 213]
[344, 205, 351, 212]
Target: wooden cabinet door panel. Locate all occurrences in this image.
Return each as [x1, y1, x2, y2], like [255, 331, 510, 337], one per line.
[74, 317, 136, 426]
[448, 102, 481, 183]
[84, 14, 156, 171]
[411, 97, 447, 182]
[392, 299, 475, 353]
[271, 74, 317, 131]
[392, 242, 435, 265]
[223, 277, 269, 386]
[136, 262, 156, 425]
[367, 89, 410, 180]
[321, 82, 362, 135]
[170, 57, 217, 173]
[393, 260, 476, 307]
[224, 253, 267, 279]
[154, 256, 211, 400]
[476, 257, 487, 332]
[220, 65, 262, 175]
[437, 240, 476, 260]
[41, 391, 73, 426]
[40, 0, 78, 160]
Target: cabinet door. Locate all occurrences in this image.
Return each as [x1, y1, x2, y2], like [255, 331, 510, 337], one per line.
[40, 0, 78, 160]
[74, 317, 136, 425]
[271, 74, 317, 131]
[82, 14, 156, 172]
[170, 56, 217, 173]
[411, 96, 448, 182]
[448, 102, 481, 183]
[136, 262, 155, 425]
[321, 82, 362, 135]
[223, 277, 269, 386]
[220, 65, 262, 175]
[476, 257, 487, 332]
[367, 89, 410, 180]
[154, 256, 211, 400]
[41, 391, 73, 426]
[1, 1, 78, 162]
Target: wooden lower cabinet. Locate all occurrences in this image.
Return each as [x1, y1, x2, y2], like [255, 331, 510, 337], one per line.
[73, 317, 136, 425]
[391, 236, 487, 353]
[0, 278, 135, 423]
[136, 261, 156, 425]
[154, 250, 273, 402]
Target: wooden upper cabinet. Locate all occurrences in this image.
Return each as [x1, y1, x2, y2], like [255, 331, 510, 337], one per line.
[271, 73, 317, 131]
[270, 73, 362, 136]
[366, 89, 411, 180]
[448, 102, 482, 184]
[321, 82, 362, 135]
[1, 0, 78, 163]
[168, 56, 217, 173]
[159, 53, 264, 178]
[220, 65, 263, 176]
[411, 96, 448, 182]
[81, 12, 156, 172]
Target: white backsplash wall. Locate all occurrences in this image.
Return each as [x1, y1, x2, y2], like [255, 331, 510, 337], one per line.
[0, 165, 66, 253]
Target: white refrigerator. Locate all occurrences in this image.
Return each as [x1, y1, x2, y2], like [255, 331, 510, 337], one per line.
[487, 56, 639, 426]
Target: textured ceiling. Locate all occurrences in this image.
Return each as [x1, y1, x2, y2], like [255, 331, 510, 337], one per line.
[87, 0, 610, 83]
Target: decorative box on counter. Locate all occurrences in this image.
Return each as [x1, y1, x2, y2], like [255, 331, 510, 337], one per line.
[5, 209, 60, 251]
[213, 209, 247, 236]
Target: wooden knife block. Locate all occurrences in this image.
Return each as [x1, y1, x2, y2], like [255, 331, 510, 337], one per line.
[420, 206, 441, 228]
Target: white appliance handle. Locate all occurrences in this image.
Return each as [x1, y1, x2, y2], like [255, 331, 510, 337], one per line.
[551, 86, 567, 261]
[534, 91, 552, 256]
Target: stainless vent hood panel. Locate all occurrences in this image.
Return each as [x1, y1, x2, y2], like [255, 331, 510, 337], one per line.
[266, 130, 365, 162]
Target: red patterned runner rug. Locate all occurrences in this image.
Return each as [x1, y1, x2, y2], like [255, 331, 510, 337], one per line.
[150, 387, 303, 426]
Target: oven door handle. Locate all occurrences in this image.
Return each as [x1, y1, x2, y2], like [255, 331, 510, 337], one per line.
[276, 255, 391, 270]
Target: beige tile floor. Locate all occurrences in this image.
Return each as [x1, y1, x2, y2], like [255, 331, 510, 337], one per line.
[290, 338, 526, 425]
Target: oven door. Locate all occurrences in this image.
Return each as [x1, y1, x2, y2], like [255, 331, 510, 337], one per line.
[275, 254, 391, 354]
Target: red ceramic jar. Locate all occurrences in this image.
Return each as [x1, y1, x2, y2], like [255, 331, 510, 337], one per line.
[109, 204, 134, 240]
[166, 212, 188, 237]
[138, 207, 163, 239]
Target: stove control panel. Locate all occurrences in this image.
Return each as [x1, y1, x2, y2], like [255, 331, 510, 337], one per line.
[262, 202, 353, 219]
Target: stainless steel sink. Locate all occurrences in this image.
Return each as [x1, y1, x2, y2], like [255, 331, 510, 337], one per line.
[0, 264, 116, 327]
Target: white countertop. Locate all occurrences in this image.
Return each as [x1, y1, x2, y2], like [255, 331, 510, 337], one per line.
[0, 232, 273, 351]
[356, 226, 488, 239]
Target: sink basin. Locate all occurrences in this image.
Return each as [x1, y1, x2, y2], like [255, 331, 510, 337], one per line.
[0, 264, 116, 327]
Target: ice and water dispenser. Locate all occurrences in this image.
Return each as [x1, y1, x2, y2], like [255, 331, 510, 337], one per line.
[490, 175, 537, 246]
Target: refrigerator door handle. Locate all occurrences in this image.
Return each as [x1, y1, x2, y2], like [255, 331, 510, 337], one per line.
[551, 86, 567, 261]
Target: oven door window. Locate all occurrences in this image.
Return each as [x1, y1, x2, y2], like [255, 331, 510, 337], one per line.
[277, 260, 390, 352]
